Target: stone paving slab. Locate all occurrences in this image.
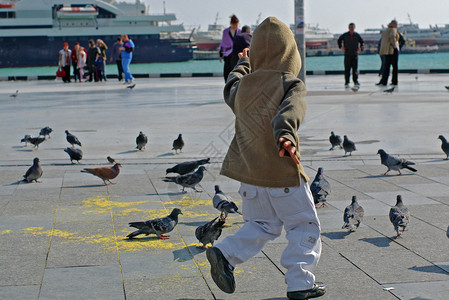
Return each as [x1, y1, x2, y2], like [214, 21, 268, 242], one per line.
[1, 75, 449, 299]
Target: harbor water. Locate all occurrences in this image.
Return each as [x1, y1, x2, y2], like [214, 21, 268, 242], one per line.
[0, 52, 448, 77]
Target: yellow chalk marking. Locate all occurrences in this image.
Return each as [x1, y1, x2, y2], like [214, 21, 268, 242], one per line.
[0, 229, 11, 235]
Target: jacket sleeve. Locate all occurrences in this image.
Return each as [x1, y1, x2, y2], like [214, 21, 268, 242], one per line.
[337, 34, 344, 48]
[358, 33, 365, 50]
[271, 75, 307, 151]
[223, 57, 251, 112]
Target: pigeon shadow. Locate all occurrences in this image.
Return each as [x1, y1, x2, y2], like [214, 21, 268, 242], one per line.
[11, 146, 23, 149]
[52, 163, 81, 166]
[261, 298, 288, 300]
[359, 236, 394, 247]
[409, 265, 449, 275]
[47, 148, 66, 150]
[6, 180, 24, 186]
[62, 184, 105, 188]
[15, 149, 34, 152]
[157, 152, 175, 157]
[181, 221, 210, 227]
[172, 245, 205, 262]
[423, 159, 448, 163]
[321, 231, 352, 240]
[357, 173, 415, 179]
[116, 150, 138, 154]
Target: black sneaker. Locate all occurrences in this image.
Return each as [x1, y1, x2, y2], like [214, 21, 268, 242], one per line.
[206, 247, 235, 294]
[287, 282, 327, 299]
[375, 82, 386, 86]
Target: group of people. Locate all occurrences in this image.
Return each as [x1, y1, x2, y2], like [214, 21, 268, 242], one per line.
[218, 15, 253, 82]
[337, 20, 405, 88]
[58, 34, 135, 84]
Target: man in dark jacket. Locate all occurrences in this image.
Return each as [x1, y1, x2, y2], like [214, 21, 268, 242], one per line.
[338, 23, 364, 87]
[86, 40, 97, 82]
[229, 25, 252, 68]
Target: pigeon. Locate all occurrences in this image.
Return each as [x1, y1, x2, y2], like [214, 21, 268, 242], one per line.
[438, 135, 449, 160]
[389, 195, 410, 238]
[81, 163, 121, 185]
[107, 156, 116, 164]
[384, 87, 395, 93]
[163, 166, 206, 193]
[21, 135, 32, 146]
[343, 135, 356, 156]
[377, 149, 417, 175]
[445, 86, 449, 90]
[127, 83, 136, 89]
[10, 90, 19, 98]
[351, 86, 359, 92]
[329, 131, 343, 150]
[39, 126, 53, 139]
[28, 136, 46, 149]
[64, 147, 83, 164]
[166, 158, 210, 175]
[310, 167, 331, 207]
[65, 130, 82, 147]
[195, 217, 225, 248]
[447, 226, 449, 239]
[127, 208, 182, 239]
[342, 196, 364, 232]
[172, 133, 184, 154]
[23, 157, 43, 183]
[213, 185, 242, 220]
[136, 131, 148, 151]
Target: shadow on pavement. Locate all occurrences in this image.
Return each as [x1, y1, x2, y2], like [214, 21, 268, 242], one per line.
[359, 236, 394, 247]
[117, 149, 138, 154]
[409, 265, 449, 275]
[62, 184, 105, 188]
[321, 231, 352, 240]
[172, 245, 205, 262]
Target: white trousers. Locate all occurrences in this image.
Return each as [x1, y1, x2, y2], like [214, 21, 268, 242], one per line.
[215, 180, 321, 292]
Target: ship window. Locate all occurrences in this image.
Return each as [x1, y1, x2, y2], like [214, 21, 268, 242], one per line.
[0, 12, 16, 18]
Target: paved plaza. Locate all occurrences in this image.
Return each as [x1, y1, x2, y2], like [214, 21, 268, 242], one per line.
[0, 73, 449, 299]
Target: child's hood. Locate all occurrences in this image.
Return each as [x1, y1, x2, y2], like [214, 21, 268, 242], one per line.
[249, 17, 301, 76]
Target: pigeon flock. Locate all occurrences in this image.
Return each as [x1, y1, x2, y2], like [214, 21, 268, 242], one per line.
[17, 123, 449, 246]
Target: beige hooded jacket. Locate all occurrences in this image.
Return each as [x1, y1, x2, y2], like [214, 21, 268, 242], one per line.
[220, 16, 309, 188]
[380, 27, 399, 55]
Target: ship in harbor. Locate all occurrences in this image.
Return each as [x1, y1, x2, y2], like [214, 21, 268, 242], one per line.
[0, 0, 194, 67]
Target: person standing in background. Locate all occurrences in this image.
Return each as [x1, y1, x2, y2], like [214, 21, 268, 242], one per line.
[337, 23, 364, 88]
[71, 42, 80, 82]
[86, 40, 97, 82]
[120, 34, 135, 84]
[110, 37, 124, 81]
[58, 42, 71, 83]
[77, 46, 87, 82]
[377, 20, 400, 86]
[229, 25, 252, 69]
[96, 39, 108, 81]
[219, 15, 241, 82]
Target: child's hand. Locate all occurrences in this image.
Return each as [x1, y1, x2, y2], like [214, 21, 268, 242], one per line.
[279, 137, 300, 165]
[238, 48, 249, 58]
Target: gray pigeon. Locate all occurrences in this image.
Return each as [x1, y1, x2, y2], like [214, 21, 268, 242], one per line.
[384, 86, 395, 93]
[28, 136, 46, 149]
[213, 185, 241, 220]
[23, 157, 43, 183]
[389, 195, 410, 238]
[195, 217, 225, 248]
[351, 86, 359, 92]
[342, 196, 364, 232]
[127, 83, 136, 89]
[39, 126, 53, 139]
[447, 226, 449, 239]
[438, 135, 449, 160]
[172, 133, 184, 154]
[377, 149, 417, 175]
[166, 158, 210, 175]
[10, 90, 19, 98]
[136, 131, 148, 151]
[64, 147, 83, 164]
[329, 131, 343, 150]
[21, 135, 32, 146]
[310, 167, 331, 207]
[65, 130, 82, 147]
[127, 208, 182, 239]
[343, 135, 356, 156]
[444, 86, 449, 90]
[163, 166, 206, 193]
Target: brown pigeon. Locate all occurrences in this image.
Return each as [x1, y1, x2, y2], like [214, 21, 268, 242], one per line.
[81, 163, 121, 185]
